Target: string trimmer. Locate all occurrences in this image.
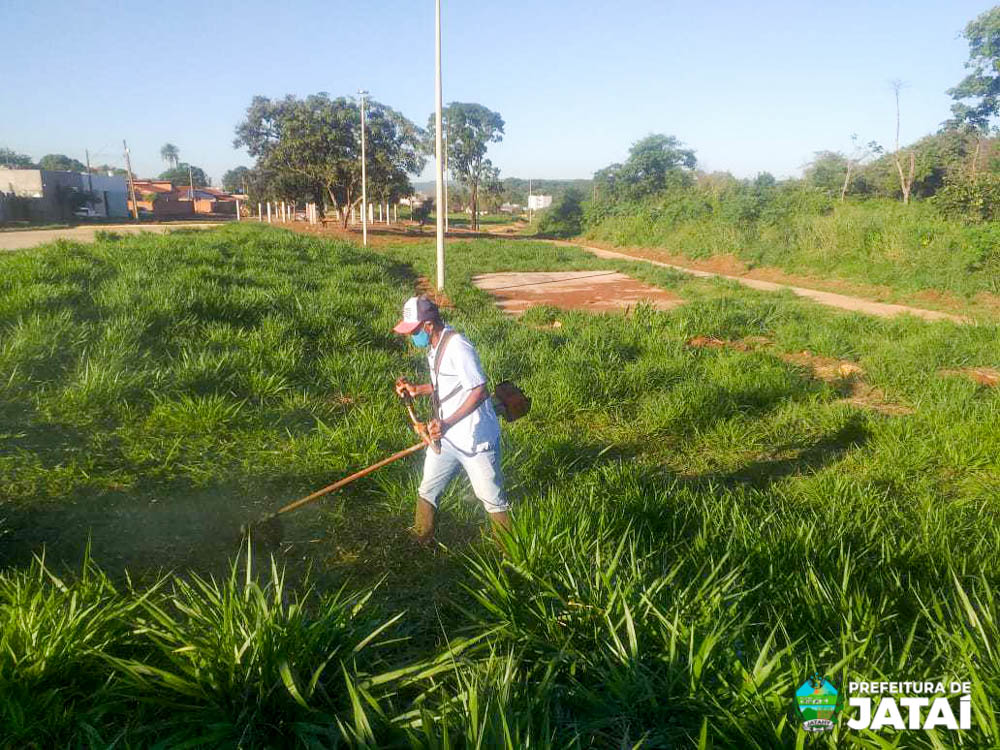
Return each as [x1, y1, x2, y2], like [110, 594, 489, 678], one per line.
[241, 390, 435, 545]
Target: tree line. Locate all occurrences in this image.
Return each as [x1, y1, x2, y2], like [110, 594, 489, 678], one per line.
[534, 5, 1000, 237]
[229, 94, 504, 230]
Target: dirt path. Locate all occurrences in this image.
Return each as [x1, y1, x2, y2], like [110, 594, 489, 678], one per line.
[550, 240, 971, 324]
[0, 222, 222, 251]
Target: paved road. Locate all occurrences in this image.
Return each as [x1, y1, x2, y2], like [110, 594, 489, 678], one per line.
[551, 241, 971, 325]
[0, 222, 222, 252]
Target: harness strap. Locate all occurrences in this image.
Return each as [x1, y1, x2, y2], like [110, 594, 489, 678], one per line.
[431, 330, 456, 421]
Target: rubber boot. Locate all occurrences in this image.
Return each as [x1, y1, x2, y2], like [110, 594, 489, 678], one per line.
[489, 511, 512, 540]
[413, 497, 436, 545]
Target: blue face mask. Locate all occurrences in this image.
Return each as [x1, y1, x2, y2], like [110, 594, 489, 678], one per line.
[410, 329, 430, 348]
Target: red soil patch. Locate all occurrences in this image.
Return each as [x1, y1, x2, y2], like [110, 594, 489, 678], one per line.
[472, 271, 685, 315]
[939, 367, 1000, 388]
[686, 336, 771, 352]
[416, 276, 453, 308]
[686, 337, 912, 415]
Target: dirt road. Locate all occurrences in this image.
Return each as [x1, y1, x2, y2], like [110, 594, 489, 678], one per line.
[0, 222, 221, 252]
[551, 241, 971, 324]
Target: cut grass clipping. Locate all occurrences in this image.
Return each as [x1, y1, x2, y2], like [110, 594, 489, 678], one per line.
[0, 224, 998, 747]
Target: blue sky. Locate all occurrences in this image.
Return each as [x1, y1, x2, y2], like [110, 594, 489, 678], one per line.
[2, 0, 993, 184]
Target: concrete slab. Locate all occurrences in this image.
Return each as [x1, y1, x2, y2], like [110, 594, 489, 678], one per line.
[472, 270, 685, 315]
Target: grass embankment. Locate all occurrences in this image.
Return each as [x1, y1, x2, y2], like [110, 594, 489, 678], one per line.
[587, 199, 1000, 303]
[1, 224, 999, 747]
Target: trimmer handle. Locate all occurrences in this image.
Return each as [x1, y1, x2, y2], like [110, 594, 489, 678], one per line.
[397, 382, 441, 454]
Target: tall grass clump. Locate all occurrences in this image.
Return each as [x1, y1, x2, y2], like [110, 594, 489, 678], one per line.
[110, 545, 399, 747]
[586, 191, 1000, 299]
[0, 550, 137, 747]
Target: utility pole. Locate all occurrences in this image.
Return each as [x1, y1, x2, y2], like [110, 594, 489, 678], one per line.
[84, 148, 96, 217]
[434, 0, 445, 289]
[123, 139, 139, 221]
[359, 89, 369, 247]
[188, 164, 195, 203]
[84, 148, 94, 193]
[528, 178, 532, 223]
[443, 121, 449, 233]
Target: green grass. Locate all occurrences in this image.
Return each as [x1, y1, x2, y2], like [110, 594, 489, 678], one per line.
[429, 212, 520, 228]
[1, 224, 998, 746]
[586, 198, 1000, 301]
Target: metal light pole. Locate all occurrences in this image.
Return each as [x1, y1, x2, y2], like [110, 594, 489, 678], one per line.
[434, 0, 445, 289]
[359, 89, 369, 247]
[443, 125, 449, 233]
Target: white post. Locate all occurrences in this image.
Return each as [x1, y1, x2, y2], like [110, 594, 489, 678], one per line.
[378, 203, 382, 222]
[267, 202, 272, 223]
[359, 89, 368, 247]
[369, 202, 374, 223]
[235, 199, 240, 221]
[444, 130, 449, 233]
[258, 202, 262, 221]
[394, 204, 398, 223]
[434, 0, 445, 289]
[385, 201, 389, 224]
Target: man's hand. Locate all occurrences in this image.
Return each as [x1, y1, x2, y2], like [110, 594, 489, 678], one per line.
[395, 377, 419, 399]
[427, 418, 448, 441]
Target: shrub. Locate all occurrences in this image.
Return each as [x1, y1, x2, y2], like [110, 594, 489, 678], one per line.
[935, 174, 1000, 222]
[536, 188, 584, 237]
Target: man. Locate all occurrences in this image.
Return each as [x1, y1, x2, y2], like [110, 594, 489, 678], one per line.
[393, 295, 511, 543]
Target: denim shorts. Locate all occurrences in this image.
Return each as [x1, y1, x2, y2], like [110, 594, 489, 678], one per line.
[418, 439, 508, 514]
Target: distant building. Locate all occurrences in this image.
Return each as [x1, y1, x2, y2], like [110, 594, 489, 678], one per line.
[0, 168, 128, 221]
[188, 187, 237, 215]
[528, 194, 552, 211]
[130, 180, 195, 218]
[128, 181, 240, 217]
[82, 172, 130, 218]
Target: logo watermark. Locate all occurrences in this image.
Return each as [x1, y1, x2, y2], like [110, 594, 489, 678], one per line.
[795, 676, 973, 732]
[795, 674, 841, 732]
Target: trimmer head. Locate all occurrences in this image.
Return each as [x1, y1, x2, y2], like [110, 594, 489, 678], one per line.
[241, 514, 283, 548]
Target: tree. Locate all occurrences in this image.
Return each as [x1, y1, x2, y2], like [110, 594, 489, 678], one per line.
[890, 80, 916, 204]
[806, 138, 881, 200]
[160, 143, 180, 168]
[840, 136, 882, 201]
[235, 93, 424, 227]
[593, 134, 696, 202]
[804, 151, 849, 194]
[536, 187, 584, 237]
[428, 103, 504, 230]
[0, 147, 35, 168]
[948, 7, 1000, 179]
[618, 134, 697, 198]
[159, 163, 209, 188]
[38, 154, 87, 172]
[222, 166, 252, 194]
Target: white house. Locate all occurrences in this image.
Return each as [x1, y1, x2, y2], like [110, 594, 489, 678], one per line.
[528, 194, 552, 211]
